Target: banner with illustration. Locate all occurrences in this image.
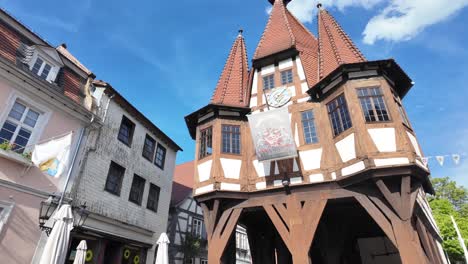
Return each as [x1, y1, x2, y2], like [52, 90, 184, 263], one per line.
[247, 108, 297, 162]
[32, 132, 72, 178]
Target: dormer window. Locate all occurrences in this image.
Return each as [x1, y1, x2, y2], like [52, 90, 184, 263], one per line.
[25, 45, 63, 83]
[31, 57, 53, 80]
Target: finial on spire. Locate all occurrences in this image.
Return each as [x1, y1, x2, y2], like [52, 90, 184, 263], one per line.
[317, 3, 323, 9]
[238, 28, 243, 37]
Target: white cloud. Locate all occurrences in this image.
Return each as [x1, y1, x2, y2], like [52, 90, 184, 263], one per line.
[287, 0, 383, 23]
[363, 0, 468, 44]
[282, 0, 468, 45]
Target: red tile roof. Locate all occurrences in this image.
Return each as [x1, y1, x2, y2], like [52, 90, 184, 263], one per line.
[317, 8, 366, 79]
[253, 1, 366, 85]
[56, 44, 93, 76]
[254, 0, 296, 60]
[211, 31, 249, 107]
[171, 161, 195, 206]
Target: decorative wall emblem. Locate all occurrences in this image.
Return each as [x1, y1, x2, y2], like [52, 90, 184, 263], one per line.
[267, 86, 291, 108]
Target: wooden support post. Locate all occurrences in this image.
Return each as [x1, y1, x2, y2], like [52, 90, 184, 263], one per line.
[263, 194, 327, 264]
[367, 194, 429, 264]
[201, 200, 242, 264]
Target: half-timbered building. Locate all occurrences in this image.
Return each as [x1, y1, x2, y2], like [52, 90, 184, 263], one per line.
[185, 1, 448, 263]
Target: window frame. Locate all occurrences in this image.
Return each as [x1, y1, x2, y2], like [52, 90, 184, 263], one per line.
[301, 110, 319, 144]
[262, 74, 275, 90]
[128, 174, 146, 205]
[30, 56, 54, 81]
[146, 183, 160, 212]
[327, 94, 353, 137]
[280, 69, 293, 85]
[154, 143, 166, 169]
[221, 124, 241, 155]
[142, 134, 156, 161]
[117, 116, 135, 147]
[199, 127, 213, 159]
[356, 86, 391, 123]
[0, 100, 42, 153]
[192, 217, 204, 238]
[104, 161, 126, 196]
[200, 259, 208, 264]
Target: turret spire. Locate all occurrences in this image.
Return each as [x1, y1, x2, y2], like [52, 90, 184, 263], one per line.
[317, 5, 366, 78]
[210, 30, 249, 107]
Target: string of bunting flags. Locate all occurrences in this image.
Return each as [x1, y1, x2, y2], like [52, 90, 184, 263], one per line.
[421, 153, 465, 167]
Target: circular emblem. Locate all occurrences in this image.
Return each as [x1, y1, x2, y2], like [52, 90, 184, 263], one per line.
[85, 250, 93, 262]
[267, 86, 292, 108]
[133, 255, 140, 264]
[124, 249, 131, 259]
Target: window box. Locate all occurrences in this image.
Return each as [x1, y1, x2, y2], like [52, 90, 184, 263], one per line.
[0, 148, 32, 166]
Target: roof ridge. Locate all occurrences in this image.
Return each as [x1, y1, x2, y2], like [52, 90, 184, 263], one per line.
[325, 9, 366, 61]
[286, 9, 317, 42]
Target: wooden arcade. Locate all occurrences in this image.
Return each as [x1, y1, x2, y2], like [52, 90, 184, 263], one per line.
[185, 1, 446, 263]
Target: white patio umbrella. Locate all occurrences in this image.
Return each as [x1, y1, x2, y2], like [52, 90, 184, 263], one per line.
[72, 240, 87, 264]
[39, 204, 74, 264]
[154, 232, 170, 264]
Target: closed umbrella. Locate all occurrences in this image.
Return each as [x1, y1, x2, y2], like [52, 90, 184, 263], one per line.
[73, 240, 87, 264]
[154, 232, 170, 264]
[39, 204, 74, 264]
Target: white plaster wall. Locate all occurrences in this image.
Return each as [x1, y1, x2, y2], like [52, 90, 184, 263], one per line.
[309, 174, 324, 183]
[261, 64, 275, 75]
[296, 58, 306, 81]
[335, 133, 356, 162]
[278, 58, 293, 70]
[290, 177, 302, 185]
[253, 160, 271, 177]
[197, 160, 212, 182]
[368, 128, 396, 152]
[220, 182, 241, 191]
[255, 182, 266, 190]
[251, 71, 258, 94]
[374, 157, 409, 167]
[195, 184, 214, 195]
[294, 124, 300, 147]
[220, 158, 242, 179]
[301, 82, 308, 94]
[341, 161, 366, 176]
[299, 148, 322, 170]
[249, 96, 257, 108]
[407, 132, 422, 157]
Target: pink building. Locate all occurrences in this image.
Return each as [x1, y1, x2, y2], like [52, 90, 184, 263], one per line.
[0, 9, 95, 263]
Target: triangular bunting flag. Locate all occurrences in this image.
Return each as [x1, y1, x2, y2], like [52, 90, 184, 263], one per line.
[435, 156, 444, 166]
[421, 157, 429, 167]
[452, 154, 461, 165]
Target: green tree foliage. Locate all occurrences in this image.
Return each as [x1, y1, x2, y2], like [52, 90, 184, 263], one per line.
[429, 177, 468, 263]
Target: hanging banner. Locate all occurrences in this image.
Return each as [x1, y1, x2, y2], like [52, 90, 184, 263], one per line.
[452, 154, 461, 165]
[247, 107, 297, 162]
[32, 132, 72, 178]
[435, 156, 444, 166]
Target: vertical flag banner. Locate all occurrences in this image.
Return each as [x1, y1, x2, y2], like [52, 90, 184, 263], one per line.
[32, 133, 72, 178]
[452, 154, 461, 165]
[247, 107, 297, 162]
[435, 156, 444, 166]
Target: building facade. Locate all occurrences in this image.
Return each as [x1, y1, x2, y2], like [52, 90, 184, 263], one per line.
[0, 8, 95, 264]
[185, 1, 448, 264]
[67, 80, 182, 264]
[168, 161, 251, 264]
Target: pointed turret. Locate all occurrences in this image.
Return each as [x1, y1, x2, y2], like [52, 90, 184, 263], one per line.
[253, 0, 296, 60]
[211, 30, 249, 107]
[317, 3, 366, 78]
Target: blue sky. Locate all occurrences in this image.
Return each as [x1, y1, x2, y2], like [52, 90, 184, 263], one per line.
[2, 0, 467, 187]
